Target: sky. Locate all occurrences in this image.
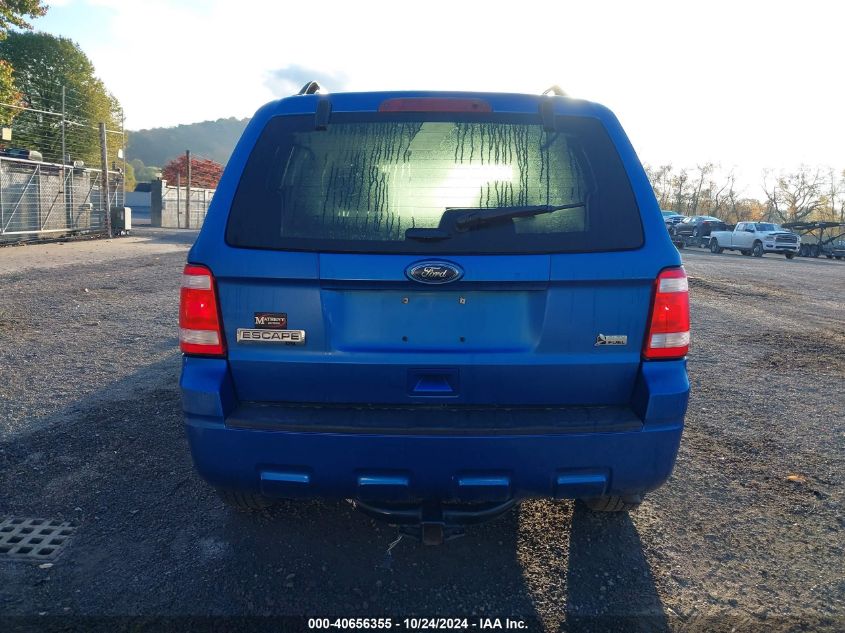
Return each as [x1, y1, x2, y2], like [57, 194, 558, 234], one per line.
[34, 0, 844, 192]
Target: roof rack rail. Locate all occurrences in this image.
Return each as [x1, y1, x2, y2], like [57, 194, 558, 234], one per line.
[542, 85, 567, 97]
[297, 81, 324, 95]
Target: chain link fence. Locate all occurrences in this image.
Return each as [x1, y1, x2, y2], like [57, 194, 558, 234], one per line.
[1, 84, 126, 243]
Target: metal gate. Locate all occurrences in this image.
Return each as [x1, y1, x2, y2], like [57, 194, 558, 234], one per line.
[151, 179, 214, 228]
[0, 156, 124, 241]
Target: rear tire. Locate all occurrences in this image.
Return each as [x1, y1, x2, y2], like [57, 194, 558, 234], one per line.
[217, 488, 275, 511]
[752, 241, 764, 257]
[581, 495, 642, 512]
[710, 239, 722, 254]
[741, 250, 751, 256]
[785, 252, 795, 259]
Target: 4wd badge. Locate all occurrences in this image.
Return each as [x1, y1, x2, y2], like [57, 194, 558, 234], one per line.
[254, 312, 287, 329]
[595, 334, 628, 346]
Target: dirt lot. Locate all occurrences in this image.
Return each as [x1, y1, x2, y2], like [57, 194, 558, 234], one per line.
[0, 231, 842, 632]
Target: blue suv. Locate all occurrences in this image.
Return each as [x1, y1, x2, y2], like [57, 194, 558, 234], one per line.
[179, 85, 690, 542]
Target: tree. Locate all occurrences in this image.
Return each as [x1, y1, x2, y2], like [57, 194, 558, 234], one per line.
[0, 1, 46, 127]
[647, 162, 842, 224]
[817, 168, 843, 223]
[127, 117, 249, 166]
[0, 1, 46, 36]
[0, 32, 123, 166]
[672, 168, 689, 213]
[644, 163, 675, 210]
[840, 170, 845, 223]
[688, 163, 714, 214]
[0, 59, 20, 123]
[719, 171, 745, 224]
[762, 167, 825, 223]
[122, 160, 136, 192]
[130, 158, 161, 183]
[735, 198, 767, 222]
[162, 155, 223, 190]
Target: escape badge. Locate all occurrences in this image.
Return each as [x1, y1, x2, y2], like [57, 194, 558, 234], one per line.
[236, 329, 306, 344]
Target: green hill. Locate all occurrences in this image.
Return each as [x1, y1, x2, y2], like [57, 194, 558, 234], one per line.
[126, 117, 249, 168]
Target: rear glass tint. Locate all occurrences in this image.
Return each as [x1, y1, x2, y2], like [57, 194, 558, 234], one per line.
[226, 112, 643, 253]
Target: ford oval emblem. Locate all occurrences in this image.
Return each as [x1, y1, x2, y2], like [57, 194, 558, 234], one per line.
[406, 261, 464, 284]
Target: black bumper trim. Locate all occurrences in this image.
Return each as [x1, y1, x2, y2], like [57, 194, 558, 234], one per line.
[226, 403, 642, 436]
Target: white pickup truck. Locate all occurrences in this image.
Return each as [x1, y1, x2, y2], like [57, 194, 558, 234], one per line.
[708, 222, 801, 258]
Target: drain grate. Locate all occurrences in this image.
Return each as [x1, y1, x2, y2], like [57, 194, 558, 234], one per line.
[0, 517, 77, 561]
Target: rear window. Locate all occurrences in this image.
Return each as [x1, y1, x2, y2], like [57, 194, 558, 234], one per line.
[226, 112, 643, 253]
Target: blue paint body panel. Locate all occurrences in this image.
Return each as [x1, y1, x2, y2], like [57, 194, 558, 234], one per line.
[180, 90, 689, 511]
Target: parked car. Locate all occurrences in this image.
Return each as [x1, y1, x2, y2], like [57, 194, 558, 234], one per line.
[661, 210, 684, 229]
[179, 85, 690, 542]
[671, 215, 726, 239]
[709, 222, 800, 258]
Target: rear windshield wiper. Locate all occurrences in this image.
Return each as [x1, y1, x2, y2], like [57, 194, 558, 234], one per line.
[404, 202, 587, 241]
[450, 202, 586, 232]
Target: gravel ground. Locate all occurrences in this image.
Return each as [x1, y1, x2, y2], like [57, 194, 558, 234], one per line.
[0, 231, 842, 632]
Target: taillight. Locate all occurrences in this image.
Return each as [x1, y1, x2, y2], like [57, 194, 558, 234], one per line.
[643, 267, 690, 360]
[179, 264, 225, 357]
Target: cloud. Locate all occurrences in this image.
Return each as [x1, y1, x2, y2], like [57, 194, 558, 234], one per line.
[264, 65, 348, 98]
[30, 0, 845, 182]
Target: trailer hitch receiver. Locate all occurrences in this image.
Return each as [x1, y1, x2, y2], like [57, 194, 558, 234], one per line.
[354, 499, 516, 545]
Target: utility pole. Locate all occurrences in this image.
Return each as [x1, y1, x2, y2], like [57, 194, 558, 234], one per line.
[121, 110, 126, 204]
[99, 123, 111, 237]
[176, 172, 181, 226]
[185, 149, 191, 229]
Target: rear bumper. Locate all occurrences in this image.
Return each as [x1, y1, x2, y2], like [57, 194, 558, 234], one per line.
[181, 357, 688, 502]
[185, 420, 683, 502]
